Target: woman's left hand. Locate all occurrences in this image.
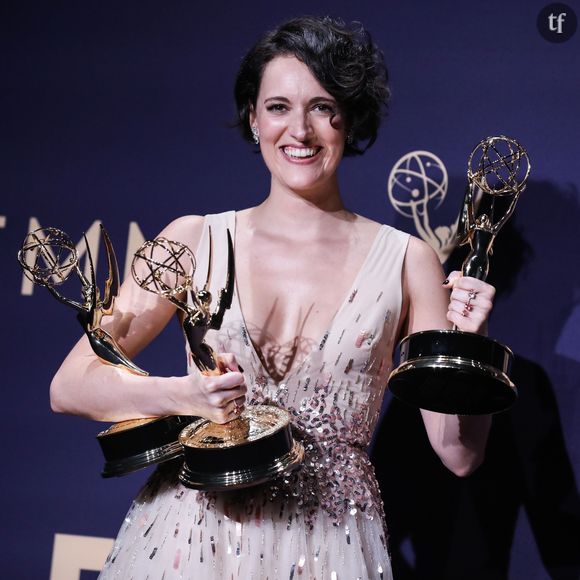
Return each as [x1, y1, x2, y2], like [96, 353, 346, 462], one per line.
[443, 271, 496, 335]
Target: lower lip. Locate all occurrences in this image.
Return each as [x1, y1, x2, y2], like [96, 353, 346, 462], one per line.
[280, 148, 322, 164]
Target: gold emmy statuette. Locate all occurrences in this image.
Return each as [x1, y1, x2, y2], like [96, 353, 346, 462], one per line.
[18, 226, 146, 374]
[388, 136, 531, 414]
[132, 228, 304, 490]
[18, 225, 195, 476]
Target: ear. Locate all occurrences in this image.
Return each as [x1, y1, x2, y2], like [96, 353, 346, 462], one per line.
[248, 104, 256, 129]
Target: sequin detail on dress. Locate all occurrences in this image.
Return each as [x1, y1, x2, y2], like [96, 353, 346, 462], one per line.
[252, 370, 385, 529]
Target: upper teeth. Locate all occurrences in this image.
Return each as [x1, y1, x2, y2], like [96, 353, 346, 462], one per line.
[284, 147, 317, 158]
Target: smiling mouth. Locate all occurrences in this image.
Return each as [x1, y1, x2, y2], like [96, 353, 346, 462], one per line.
[281, 146, 322, 160]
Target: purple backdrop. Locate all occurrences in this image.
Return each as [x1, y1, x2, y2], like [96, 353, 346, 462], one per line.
[1, 1, 578, 578]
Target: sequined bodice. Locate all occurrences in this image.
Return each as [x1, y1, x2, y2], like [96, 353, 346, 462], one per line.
[188, 211, 409, 526]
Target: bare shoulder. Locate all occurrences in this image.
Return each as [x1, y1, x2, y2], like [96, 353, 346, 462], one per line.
[352, 213, 383, 240]
[403, 235, 449, 332]
[353, 213, 381, 228]
[405, 235, 441, 269]
[403, 235, 445, 290]
[157, 215, 205, 251]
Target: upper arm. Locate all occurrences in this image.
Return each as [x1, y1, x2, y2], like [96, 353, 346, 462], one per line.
[401, 236, 451, 336]
[397, 238, 491, 472]
[64, 214, 206, 362]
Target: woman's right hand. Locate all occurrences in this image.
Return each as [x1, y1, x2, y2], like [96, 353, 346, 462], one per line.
[51, 214, 251, 423]
[176, 353, 247, 424]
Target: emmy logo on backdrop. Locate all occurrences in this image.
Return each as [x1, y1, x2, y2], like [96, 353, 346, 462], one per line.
[18, 225, 196, 477]
[388, 136, 531, 415]
[131, 229, 304, 491]
[388, 150, 462, 264]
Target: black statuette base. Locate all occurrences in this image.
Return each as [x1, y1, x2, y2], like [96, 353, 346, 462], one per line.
[97, 415, 198, 478]
[179, 440, 304, 491]
[178, 407, 304, 490]
[388, 330, 517, 415]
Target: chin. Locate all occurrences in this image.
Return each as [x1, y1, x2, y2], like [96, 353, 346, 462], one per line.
[278, 172, 333, 195]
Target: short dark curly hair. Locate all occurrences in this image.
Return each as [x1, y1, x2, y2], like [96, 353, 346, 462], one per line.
[234, 16, 390, 156]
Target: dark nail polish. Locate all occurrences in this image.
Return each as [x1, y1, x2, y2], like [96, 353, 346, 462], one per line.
[238, 365, 244, 373]
[442, 279, 449, 285]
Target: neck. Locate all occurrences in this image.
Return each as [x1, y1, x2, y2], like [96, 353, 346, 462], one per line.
[250, 177, 354, 237]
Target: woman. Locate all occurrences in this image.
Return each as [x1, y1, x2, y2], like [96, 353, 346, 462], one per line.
[51, 16, 494, 579]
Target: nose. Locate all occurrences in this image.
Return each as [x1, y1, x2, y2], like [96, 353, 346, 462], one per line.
[288, 109, 313, 142]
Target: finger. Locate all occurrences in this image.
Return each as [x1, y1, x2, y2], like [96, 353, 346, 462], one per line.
[447, 293, 490, 330]
[232, 394, 246, 410]
[442, 270, 462, 288]
[444, 274, 496, 300]
[220, 373, 247, 391]
[210, 385, 247, 408]
[230, 395, 246, 414]
[453, 276, 496, 299]
[227, 388, 247, 403]
[211, 393, 247, 423]
[447, 309, 488, 333]
[215, 396, 246, 423]
[451, 286, 493, 310]
[447, 308, 474, 329]
[218, 353, 244, 373]
[452, 295, 482, 318]
[450, 287, 476, 304]
[448, 299, 471, 317]
[213, 408, 235, 424]
[205, 371, 246, 392]
[447, 304, 479, 326]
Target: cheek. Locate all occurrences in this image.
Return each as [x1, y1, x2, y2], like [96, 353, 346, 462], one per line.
[316, 120, 345, 148]
[326, 135, 346, 161]
[257, 117, 286, 140]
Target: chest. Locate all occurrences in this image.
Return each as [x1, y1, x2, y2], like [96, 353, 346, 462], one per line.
[195, 214, 407, 386]
[234, 231, 377, 350]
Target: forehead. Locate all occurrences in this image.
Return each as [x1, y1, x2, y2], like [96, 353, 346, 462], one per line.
[258, 55, 334, 101]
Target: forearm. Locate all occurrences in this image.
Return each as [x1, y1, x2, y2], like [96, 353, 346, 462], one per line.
[401, 244, 495, 475]
[51, 336, 247, 424]
[50, 340, 188, 422]
[48, 215, 214, 422]
[421, 409, 492, 476]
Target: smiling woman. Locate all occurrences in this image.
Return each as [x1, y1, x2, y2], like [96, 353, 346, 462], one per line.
[234, 16, 390, 156]
[50, 15, 495, 580]
[250, 56, 348, 199]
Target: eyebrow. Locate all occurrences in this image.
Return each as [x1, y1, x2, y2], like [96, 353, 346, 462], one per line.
[263, 96, 337, 105]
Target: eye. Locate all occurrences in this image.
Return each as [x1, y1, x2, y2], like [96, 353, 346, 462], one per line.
[312, 103, 336, 114]
[265, 103, 287, 113]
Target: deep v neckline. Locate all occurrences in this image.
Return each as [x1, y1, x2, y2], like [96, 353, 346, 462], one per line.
[228, 211, 384, 383]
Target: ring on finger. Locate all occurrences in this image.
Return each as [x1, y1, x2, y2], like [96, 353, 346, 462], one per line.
[463, 289, 477, 314]
[232, 397, 244, 415]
